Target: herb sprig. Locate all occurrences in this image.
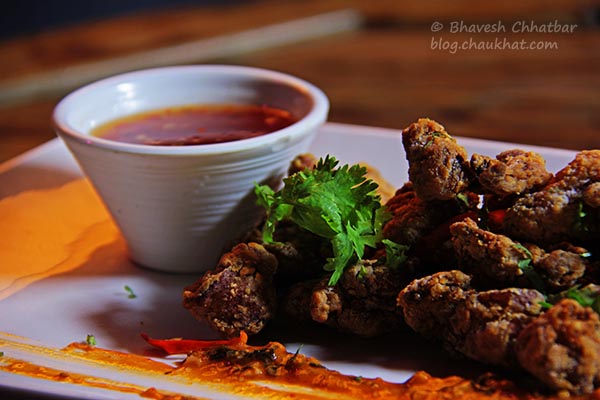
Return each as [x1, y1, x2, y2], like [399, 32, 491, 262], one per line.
[255, 156, 402, 285]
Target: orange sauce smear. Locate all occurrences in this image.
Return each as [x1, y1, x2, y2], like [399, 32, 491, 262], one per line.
[91, 104, 297, 146]
[2, 336, 597, 400]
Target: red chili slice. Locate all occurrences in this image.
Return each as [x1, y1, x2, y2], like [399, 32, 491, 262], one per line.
[141, 331, 248, 355]
[487, 209, 507, 229]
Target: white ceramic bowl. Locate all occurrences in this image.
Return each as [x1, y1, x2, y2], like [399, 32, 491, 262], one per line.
[53, 65, 329, 273]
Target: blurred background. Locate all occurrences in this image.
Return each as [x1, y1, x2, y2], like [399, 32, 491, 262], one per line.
[0, 0, 598, 162]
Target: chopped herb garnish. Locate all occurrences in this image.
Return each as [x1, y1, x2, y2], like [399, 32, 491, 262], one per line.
[424, 131, 447, 148]
[578, 201, 587, 219]
[0, 351, 4, 357]
[287, 344, 304, 366]
[124, 285, 137, 299]
[456, 192, 470, 207]
[512, 243, 546, 292]
[255, 156, 392, 286]
[565, 287, 600, 314]
[512, 242, 533, 259]
[382, 239, 409, 270]
[539, 301, 553, 309]
[576, 201, 590, 232]
[543, 286, 600, 315]
[86, 334, 97, 346]
[356, 265, 369, 279]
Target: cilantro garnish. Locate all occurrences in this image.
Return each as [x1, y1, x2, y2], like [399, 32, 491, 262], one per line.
[512, 243, 546, 293]
[576, 201, 590, 232]
[565, 287, 600, 314]
[424, 131, 449, 148]
[124, 285, 137, 299]
[382, 239, 409, 270]
[543, 286, 600, 315]
[86, 334, 97, 346]
[255, 156, 396, 286]
[456, 192, 470, 207]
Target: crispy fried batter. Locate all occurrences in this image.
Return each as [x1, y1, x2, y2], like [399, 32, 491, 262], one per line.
[528, 245, 588, 291]
[284, 261, 404, 337]
[503, 150, 600, 245]
[470, 149, 552, 197]
[402, 118, 471, 201]
[399, 270, 545, 367]
[183, 243, 278, 338]
[450, 218, 526, 283]
[450, 288, 545, 366]
[516, 299, 600, 394]
[384, 183, 465, 246]
[398, 270, 472, 340]
[183, 119, 600, 396]
[451, 218, 590, 291]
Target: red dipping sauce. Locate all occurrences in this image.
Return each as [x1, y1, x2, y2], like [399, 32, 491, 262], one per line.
[91, 104, 297, 146]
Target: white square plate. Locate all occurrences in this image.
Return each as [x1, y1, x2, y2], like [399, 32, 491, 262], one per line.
[0, 123, 577, 399]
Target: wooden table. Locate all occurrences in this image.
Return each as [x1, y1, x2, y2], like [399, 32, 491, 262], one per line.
[1, 0, 599, 164]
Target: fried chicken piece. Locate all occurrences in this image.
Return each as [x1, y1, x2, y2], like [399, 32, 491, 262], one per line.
[554, 149, 600, 187]
[584, 182, 600, 208]
[283, 261, 404, 337]
[470, 149, 552, 197]
[450, 288, 545, 366]
[503, 150, 600, 245]
[399, 271, 545, 366]
[384, 183, 467, 246]
[402, 118, 471, 201]
[183, 243, 278, 338]
[515, 299, 600, 394]
[398, 270, 472, 340]
[450, 218, 527, 283]
[262, 221, 328, 286]
[451, 218, 589, 291]
[528, 244, 589, 291]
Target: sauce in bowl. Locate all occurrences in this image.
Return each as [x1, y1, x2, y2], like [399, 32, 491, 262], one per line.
[91, 104, 298, 146]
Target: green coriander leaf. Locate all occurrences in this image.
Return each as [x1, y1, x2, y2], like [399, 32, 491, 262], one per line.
[356, 265, 369, 279]
[124, 285, 137, 299]
[86, 334, 97, 346]
[578, 201, 587, 219]
[545, 286, 600, 315]
[255, 156, 387, 286]
[424, 131, 449, 148]
[512, 242, 533, 259]
[518, 260, 546, 293]
[592, 297, 600, 314]
[456, 192, 469, 207]
[539, 301, 553, 309]
[512, 243, 546, 293]
[576, 201, 590, 232]
[0, 351, 4, 357]
[565, 286, 598, 307]
[382, 239, 409, 270]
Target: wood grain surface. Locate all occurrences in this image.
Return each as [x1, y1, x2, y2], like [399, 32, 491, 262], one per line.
[0, 0, 598, 163]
